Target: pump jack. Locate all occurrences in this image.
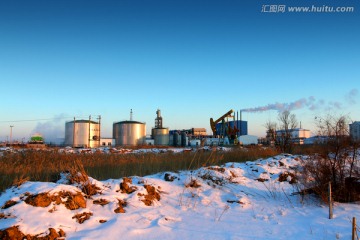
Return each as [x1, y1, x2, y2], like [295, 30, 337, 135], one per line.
[210, 109, 239, 139]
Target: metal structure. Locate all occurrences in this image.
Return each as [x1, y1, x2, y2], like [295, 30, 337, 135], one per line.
[64, 116, 101, 148]
[113, 120, 146, 146]
[9, 125, 14, 144]
[210, 109, 242, 145]
[151, 109, 169, 145]
[210, 109, 235, 136]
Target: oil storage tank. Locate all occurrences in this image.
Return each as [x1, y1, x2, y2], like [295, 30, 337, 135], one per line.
[151, 109, 169, 146]
[152, 128, 169, 146]
[113, 121, 146, 146]
[65, 120, 100, 148]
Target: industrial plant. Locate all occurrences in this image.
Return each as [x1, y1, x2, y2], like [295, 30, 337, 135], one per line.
[59, 108, 249, 148]
[5, 107, 357, 149]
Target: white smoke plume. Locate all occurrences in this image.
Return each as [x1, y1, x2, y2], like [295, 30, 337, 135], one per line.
[241, 88, 358, 113]
[345, 88, 358, 105]
[241, 96, 321, 113]
[31, 114, 66, 144]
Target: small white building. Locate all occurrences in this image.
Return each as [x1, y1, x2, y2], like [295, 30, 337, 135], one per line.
[145, 139, 155, 145]
[276, 128, 310, 144]
[303, 136, 329, 145]
[350, 121, 360, 141]
[189, 139, 201, 147]
[238, 135, 258, 145]
[100, 138, 114, 147]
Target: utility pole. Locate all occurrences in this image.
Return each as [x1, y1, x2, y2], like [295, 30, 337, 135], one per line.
[10, 125, 14, 145]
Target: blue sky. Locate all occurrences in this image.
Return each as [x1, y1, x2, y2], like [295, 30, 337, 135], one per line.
[0, 0, 359, 142]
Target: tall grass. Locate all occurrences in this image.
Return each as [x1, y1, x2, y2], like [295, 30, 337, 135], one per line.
[0, 147, 278, 193]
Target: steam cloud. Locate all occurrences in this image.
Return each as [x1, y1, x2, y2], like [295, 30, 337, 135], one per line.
[241, 97, 321, 113]
[241, 88, 358, 113]
[345, 88, 358, 105]
[32, 114, 66, 144]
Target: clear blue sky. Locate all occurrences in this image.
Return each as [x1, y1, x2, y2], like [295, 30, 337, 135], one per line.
[0, 0, 359, 142]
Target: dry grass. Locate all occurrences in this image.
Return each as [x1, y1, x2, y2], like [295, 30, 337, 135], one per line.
[0, 146, 278, 193]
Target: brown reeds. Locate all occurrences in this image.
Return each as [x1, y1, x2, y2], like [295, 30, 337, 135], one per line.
[0, 147, 278, 193]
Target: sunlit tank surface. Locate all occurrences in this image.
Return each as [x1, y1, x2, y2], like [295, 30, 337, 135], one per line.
[152, 128, 169, 146]
[113, 121, 146, 146]
[65, 120, 100, 148]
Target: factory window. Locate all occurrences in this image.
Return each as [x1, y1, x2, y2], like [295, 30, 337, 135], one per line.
[108, 142, 112, 146]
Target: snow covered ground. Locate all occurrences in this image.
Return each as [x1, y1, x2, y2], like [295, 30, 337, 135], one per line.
[0, 154, 359, 239]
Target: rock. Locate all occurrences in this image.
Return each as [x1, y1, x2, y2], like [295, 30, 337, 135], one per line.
[0, 226, 25, 240]
[1, 200, 18, 209]
[25, 193, 52, 207]
[164, 173, 176, 182]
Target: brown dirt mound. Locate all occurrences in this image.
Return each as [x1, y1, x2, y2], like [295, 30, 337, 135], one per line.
[120, 177, 137, 194]
[114, 199, 127, 213]
[138, 185, 161, 206]
[200, 173, 226, 186]
[93, 198, 109, 206]
[0, 213, 13, 219]
[0, 226, 25, 240]
[185, 179, 201, 188]
[25, 193, 52, 207]
[67, 169, 101, 197]
[25, 191, 86, 210]
[278, 172, 297, 184]
[61, 191, 87, 210]
[164, 173, 177, 182]
[81, 183, 101, 197]
[256, 178, 268, 182]
[0, 226, 65, 240]
[1, 200, 18, 209]
[72, 212, 93, 224]
[229, 171, 237, 178]
[207, 167, 226, 173]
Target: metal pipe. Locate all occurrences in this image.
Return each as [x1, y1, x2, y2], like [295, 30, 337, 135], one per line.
[9, 125, 14, 144]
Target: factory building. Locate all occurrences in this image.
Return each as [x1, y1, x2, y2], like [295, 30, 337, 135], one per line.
[64, 119, 101, 148]
[350, 121, 360, 141]
[215, 120, 248, 137]
[113, 110, 146, 146]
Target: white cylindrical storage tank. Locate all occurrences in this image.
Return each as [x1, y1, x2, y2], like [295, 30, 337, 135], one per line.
[64, 120, 100, 148]
[152, 128, 169, 146]
[113, 121, 146, 146]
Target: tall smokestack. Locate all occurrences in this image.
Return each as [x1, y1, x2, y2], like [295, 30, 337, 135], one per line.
[236, 111, 239, 137]
[240, 110, 242, 136]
